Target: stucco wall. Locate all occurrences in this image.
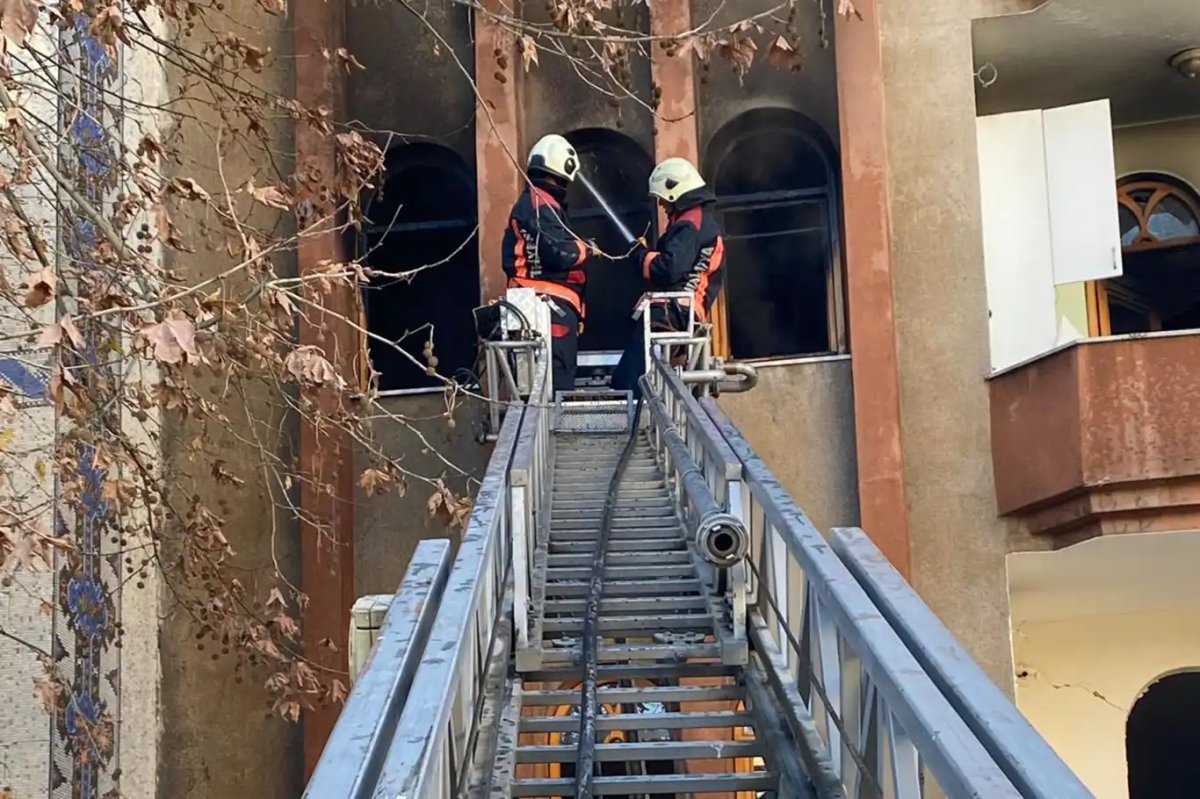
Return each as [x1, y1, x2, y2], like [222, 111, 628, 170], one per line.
[878, 3, 1016, 690]
[354, 395, 489, 596]
[1013, 609, 1200, 798]
[1114, 116, 1200, 192]
[158, 0, 302, 794]
[717, 358, 860, 533]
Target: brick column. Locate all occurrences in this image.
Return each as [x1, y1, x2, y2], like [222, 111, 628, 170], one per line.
[475, 0, 523, 302]
[294, 0, 355, 776]
[833, 3, 911, 575]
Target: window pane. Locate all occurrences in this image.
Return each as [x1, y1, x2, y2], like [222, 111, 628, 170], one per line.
[1147, 195, 1200, 241]
[726, 226, 831, 359]
[1119, 205, 1140, 247]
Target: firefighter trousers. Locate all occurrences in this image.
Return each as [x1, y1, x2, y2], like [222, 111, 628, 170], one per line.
[546, 298, 579, 395]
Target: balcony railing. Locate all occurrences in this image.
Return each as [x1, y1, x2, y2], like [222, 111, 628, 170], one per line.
[989, 330, 1200, 545]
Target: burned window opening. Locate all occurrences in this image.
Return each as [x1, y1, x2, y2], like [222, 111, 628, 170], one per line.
[706, 109, 842, 360]
[564, 128, 655, 352]
[358, 143, 479, 392]
[1127, 670, 1200, 798]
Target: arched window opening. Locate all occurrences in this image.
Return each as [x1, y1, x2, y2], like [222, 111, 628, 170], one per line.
[359, 144, 479, 392]
[1119, 176, 1200, 250]
[562, 128, 655, 353]
[1127, 671, 1200, 797]
[1090, 174, 1200, 336]
[705, 109, 844, 361]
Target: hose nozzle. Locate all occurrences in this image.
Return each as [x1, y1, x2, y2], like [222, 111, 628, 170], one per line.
[695, 511, 749, 568]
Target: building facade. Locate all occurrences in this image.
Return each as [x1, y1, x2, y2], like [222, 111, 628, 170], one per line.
[2, 0, 1198, 797]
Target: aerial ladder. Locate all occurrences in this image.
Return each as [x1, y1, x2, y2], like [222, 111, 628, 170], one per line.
[304, 292, 1096, 799]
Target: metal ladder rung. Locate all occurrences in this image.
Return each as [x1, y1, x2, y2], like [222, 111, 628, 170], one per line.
[510, 772, 777, 797]
[521, 663, 742, 683]
[550, 517, 678, 528]
[522, 684, 742, 707]
[546, 552, 692, 567]
[548, 540, 686, 553]
[541, 613, 714, 633]
[539, 642, 722, 663]
[542, 596, 708, 614]
[553, 481, 667, 494]
[549, 529, 685, 542]
[547, 565, 694, 580]
[542, 579, 702, 597]
[519, 710, 755, 734]
[515, 739, 765, 764]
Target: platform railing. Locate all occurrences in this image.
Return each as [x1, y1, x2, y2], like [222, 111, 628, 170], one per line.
[371, 400, 524, 799]
[643, 354, 749, 654]
[303, 539, 453, 799]
[509, 347, 552, 670]
[703, 399, 1027, 799]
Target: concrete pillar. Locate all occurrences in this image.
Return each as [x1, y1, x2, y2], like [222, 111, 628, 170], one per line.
[475, 0, 523, 302]
[833, 1, 911, 575]
[873, 2, 1015, 690]
[294, 0, 356, 775]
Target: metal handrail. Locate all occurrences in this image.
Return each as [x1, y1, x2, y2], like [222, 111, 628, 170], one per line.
[509, 348, 551, 669]
[303, 539, 453, 799]
[830, 527, 1095, 799]
[644, 355, 749, 650]
[702, 398, 1024, 799]
[372, 401, 524, 799]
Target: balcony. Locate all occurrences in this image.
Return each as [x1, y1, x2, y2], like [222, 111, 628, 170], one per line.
[990, 331, 1200, 546]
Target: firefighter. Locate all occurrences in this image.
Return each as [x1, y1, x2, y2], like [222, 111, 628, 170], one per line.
[610, 157, 725, 396]
[502, 133, 597, 394]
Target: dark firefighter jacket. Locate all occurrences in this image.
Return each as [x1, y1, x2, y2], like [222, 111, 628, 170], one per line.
[631, 186, 725, 325]
[501, 181, 591, 317]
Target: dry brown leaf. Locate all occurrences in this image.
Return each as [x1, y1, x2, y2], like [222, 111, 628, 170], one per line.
[245, 179, 293, 210]
[36, 322, 61, 347]
[137, 309, 198, 365]
[767, 35, 802, 72]
[256, 0, 284, 14]
[284, 346, 343, 388]
[1, 0, 38, 47]
[358, 467, 392, 496]
[718, 35, 757, 84]
[172, 177, 211, 202]
[23, 267, 55, 308]
[61, 314, 83, 348]
[519, 35, 539, 72]
[243, 44, 268, 72]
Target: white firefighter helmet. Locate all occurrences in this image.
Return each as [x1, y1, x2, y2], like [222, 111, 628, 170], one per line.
[526, 134, 579, 182]
[648, 157, 705, 203]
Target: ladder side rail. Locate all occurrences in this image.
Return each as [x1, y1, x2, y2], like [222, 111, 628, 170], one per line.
[829, 527, 1096, 799]
[303, 539, 453, 799]
[647, 354, 750, 640]
[702, 399, 1024, 799]
[373, 403, 525, 799]
[509, 345, 550, 664]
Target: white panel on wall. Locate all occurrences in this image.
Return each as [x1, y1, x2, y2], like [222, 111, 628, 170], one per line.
[976, 110, 1060, 372]
[1042, 99, 1124, 284]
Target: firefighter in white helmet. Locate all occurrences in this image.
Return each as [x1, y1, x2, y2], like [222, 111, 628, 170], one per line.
[502, 133, 599, 393]
[611, 157, 725, 396]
